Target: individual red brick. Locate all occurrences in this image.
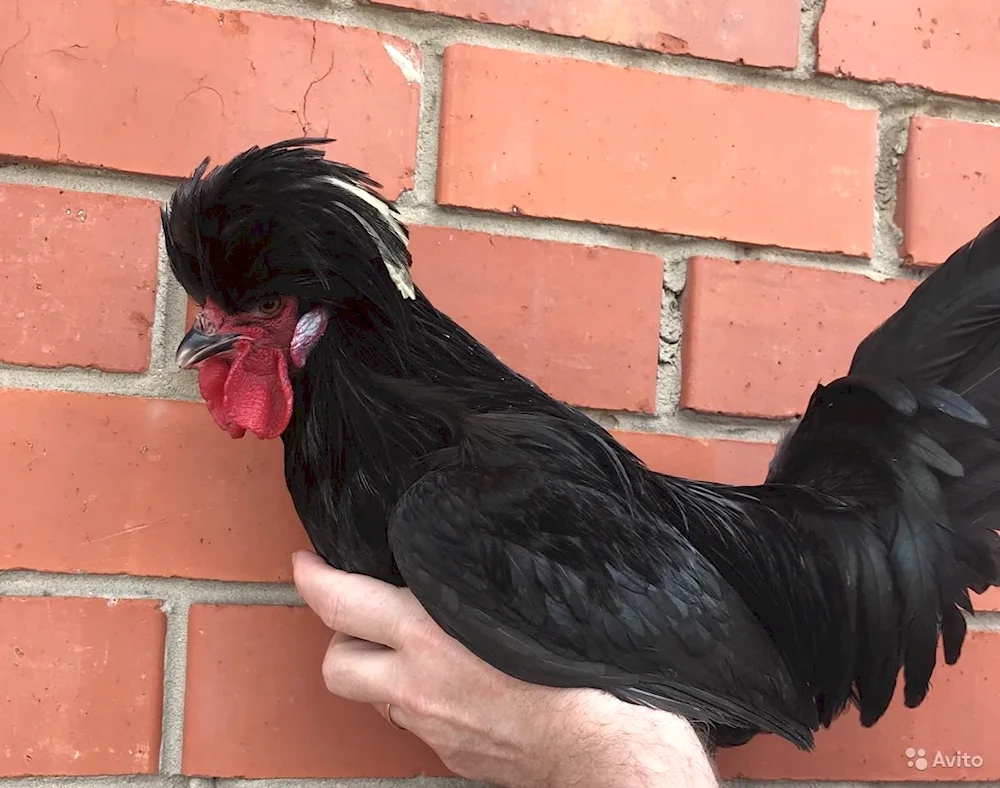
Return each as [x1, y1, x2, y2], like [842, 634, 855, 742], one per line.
[184, 604, 449, 778]
[0, 0, 420, 197]
[680, 257, 916, 419]
[819, 0, 1000, 102]
[0, 184, 158, 371]
[0, 389, 309, 582]
[716, 630, 1000, 780]
[409, 226, 662, 413]
[613, 431, 774, 486]
[1, 597, 165, 776]
[897, 117, 1000, 266]
[374, 0, 799, 67]
[438, 46, 877, 256]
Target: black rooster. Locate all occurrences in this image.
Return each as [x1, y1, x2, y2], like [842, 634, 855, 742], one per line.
[163, 137, 1000, 751]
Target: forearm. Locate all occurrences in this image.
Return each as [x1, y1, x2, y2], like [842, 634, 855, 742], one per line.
[608, 715, 718, 788]
[544, 693, 719, 788]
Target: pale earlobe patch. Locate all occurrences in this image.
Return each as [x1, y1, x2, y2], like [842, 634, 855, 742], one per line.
[290, 307, 330, 368]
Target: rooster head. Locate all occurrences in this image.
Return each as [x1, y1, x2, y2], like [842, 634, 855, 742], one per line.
[161, 137, 415, 440]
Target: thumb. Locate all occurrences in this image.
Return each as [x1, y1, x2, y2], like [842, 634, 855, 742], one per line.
[291, 549, 337, 608]
[292, 549, 327, 571]
[291, 549, 415, 647]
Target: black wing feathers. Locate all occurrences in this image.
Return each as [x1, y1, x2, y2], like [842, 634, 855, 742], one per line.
[388, 461, 816, 749]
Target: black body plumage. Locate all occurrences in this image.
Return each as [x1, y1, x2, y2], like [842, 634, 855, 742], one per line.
[162, 138, 1000, 751]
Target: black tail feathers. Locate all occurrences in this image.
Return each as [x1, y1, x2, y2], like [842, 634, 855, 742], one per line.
[846, 214, 1000, 599]
[764, 215, 1000, 733]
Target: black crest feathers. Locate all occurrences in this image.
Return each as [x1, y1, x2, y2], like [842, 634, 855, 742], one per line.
[160, 137, 415, 317]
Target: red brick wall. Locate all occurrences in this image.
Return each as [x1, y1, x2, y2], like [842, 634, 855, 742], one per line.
[1, 0, 998, 783]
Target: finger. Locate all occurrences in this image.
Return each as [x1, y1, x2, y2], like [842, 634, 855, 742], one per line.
[322, 636, 401, 703]
[292, 550, 418, 647]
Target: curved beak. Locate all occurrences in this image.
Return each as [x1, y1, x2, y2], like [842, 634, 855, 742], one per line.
[176, 327, 245, 369]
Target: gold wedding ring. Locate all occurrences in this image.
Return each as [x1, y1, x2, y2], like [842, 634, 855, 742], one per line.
[382, 701, 405, 730]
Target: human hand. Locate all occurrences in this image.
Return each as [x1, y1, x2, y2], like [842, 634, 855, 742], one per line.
[292, 550, 718, 788]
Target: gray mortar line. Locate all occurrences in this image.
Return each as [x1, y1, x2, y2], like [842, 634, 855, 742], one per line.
[655, 285, 683, 417]
[396, 37, 445, 210]
[0, 571, 304, 606]
[794, 0, 825, 77]
[0, 366, 201, 401]
[662, 257, 689, 294]
[660, 321, 683, 417]
[654, 351, 683, 418]
[656, 286, 684, 415]
[965, 610, 1000, 632]
[149, 229, 195, 375]
[158, 601, 190, 775]
[656, 273, 684, 422]
[581, 407, 793, 445]
[0, 160, 180, 201]
[870, 107, 917, 277]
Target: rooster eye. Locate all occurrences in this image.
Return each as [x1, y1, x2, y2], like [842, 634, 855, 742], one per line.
[256, 298, 282, 318]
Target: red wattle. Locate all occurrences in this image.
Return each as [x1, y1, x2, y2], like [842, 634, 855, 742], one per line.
[196, 344, 294, 440]
[199, 357, 246, 438]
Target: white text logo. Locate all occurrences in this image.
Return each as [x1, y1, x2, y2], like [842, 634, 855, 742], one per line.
[905, 748, 984, 771]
